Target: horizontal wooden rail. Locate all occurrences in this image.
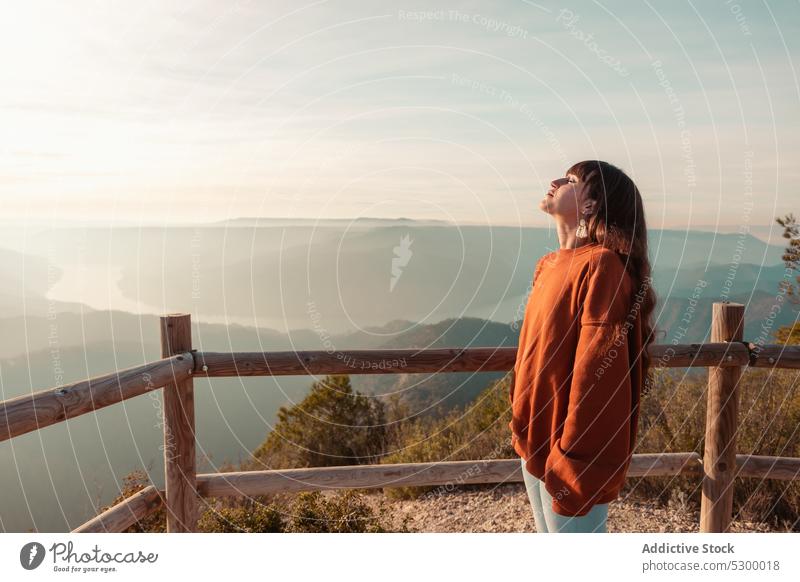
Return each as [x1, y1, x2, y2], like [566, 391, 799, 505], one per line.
[4, 343, 796, 444]
[749, 343, 800, 369]
[194, 453, 704, 498]
[736, 454, 800, 480]
[72, 485, 163, 533]
[190, 342, 793, 378]
[192, 347, 516, 377]
[0, 352, 194, 443]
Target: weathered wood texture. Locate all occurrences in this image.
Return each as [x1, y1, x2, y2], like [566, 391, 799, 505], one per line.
[160, 314, 198, 533]
[701, 302, 745, 533]
[191, 342, 759, 378]
[735, 454, 800, 481]
[72, 486, 164, 533]
[194, 453, 704, 498]
[0, 353, 193, 443]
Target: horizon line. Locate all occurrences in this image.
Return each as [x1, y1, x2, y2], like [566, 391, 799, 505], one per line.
[0, 216, 784, 230]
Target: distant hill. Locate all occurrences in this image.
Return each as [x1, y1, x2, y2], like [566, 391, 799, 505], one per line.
[0, 221, 791, 333]
[210, 216, 453, 228]
[691, 224, 789, 246]
[0, 221, 786, 331]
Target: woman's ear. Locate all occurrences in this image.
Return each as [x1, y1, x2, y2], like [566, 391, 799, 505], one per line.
[582, 196, 598, 215]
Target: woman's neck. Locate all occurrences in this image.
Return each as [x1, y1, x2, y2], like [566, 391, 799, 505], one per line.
[555, 222, 589, 250]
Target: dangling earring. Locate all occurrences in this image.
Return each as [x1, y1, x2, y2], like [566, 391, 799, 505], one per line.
[576, 216, 588, 238]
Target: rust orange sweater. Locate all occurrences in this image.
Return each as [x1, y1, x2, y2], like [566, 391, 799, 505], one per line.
[509, 241, 644, 517]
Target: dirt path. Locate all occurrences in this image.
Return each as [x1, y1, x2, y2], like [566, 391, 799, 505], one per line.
[362, 483, 777, 533]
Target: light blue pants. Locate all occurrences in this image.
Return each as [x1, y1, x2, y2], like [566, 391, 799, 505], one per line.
[520, 457, 608, 533]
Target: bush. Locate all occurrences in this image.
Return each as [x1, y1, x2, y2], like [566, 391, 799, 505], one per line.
[242, 374, 387, 471]
[380, 373, 516, 500]
[197, 497, 284, 532]
[109, 474, 405, 532]
[285, 490, 408, 533]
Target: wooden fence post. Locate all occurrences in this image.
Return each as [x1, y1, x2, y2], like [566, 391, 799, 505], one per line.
[159, 313, 198, 532]
[700, 301, 745, 532]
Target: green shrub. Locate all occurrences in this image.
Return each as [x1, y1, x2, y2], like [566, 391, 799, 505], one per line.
[197, 497, 284, 532]
[285, 490, 408, 533]
[243, 374, 387, 471]
[380, 373, 516, 500]
[111, 475, 405, 532]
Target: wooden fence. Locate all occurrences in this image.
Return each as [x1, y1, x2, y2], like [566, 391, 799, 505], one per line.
[1, 302, 798, 533]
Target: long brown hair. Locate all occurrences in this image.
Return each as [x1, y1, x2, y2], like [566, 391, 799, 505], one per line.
[567, 160, 658, 390]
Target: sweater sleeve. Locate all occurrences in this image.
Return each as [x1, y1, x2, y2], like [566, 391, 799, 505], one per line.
[509, 255, 549, 405]
[543, 252, 634, 517]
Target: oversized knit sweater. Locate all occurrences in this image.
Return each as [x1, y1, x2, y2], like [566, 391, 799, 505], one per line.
[509, 241, 644, 517]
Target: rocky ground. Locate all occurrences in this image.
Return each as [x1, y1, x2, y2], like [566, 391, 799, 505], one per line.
[358, 483, 782, 533]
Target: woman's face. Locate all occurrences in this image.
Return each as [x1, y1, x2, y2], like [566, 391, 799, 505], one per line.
[538, 171, 593, 223]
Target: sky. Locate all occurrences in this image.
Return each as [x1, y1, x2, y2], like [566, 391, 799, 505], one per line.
[1, 0, 798, 229]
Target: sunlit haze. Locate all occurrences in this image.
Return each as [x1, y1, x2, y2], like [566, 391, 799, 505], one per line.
[1, 1, 797, 227]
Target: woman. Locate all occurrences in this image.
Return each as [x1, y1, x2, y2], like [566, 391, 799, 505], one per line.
[509, 160, 657, 533]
